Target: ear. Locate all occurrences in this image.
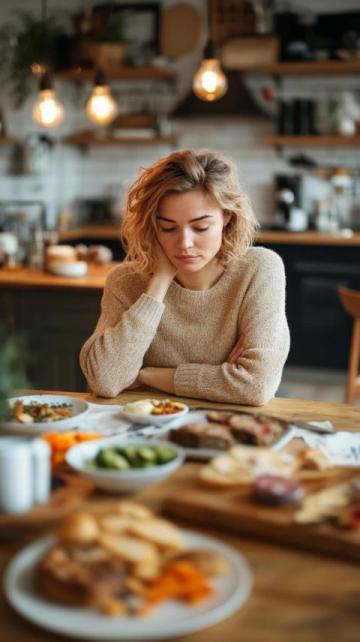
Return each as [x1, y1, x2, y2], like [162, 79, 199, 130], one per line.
[223, 211, 232, 227]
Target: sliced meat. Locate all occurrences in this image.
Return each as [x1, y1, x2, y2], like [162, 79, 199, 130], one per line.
[254, 474, 305, 506]
[205, 411, 233, 425]
[169, 422, 235, 450]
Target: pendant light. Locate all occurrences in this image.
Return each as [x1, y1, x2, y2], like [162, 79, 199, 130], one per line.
[192, 1, 228, 102]
[33, 71, 65, 128]
[86, 69, 118, 126]
[32, 0, 65, 129]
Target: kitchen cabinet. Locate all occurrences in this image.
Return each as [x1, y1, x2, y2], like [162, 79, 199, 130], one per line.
[0, 265, 113, 392]
[259, 240, 360, 369]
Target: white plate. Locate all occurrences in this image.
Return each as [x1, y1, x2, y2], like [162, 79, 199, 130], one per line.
[161, 410, 295, 461]
[4, 531, 253, 641]
[120, 402, 189, 426]
[2, 395, 89, 435]
[49, 261, 88, 277]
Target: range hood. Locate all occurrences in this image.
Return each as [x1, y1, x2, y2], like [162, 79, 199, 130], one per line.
[172, 71, 266, 117]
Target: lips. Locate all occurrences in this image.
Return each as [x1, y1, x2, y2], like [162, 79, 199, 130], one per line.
[175, 255, 199, 260]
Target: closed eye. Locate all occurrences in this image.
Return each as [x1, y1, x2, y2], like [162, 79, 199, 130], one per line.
[159, 226, 210, 233]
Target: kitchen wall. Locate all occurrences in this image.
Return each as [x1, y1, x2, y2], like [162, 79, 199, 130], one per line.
[0, 0, 359, 228]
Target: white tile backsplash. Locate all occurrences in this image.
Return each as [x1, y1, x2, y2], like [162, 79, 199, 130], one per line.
[0, 1, 359, 228]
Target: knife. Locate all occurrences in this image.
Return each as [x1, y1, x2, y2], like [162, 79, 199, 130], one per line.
[289, 420, 334, 434]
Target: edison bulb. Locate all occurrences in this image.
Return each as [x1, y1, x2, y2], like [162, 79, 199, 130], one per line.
[33, 89, 65, 128]
[192, 59, 228, 102]
[86, 86, 118, 125]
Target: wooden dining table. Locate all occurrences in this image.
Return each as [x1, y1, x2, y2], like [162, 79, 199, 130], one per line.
[1, 390, 360, 642]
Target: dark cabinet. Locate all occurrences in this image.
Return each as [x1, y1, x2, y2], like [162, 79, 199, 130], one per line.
[1, 288, 101, 391]
[259, 243, 360, 368]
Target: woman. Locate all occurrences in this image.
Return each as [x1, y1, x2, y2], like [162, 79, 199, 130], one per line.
[80, 149, 290, 404]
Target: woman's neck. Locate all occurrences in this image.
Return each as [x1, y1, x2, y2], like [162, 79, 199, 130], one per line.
[175, 259, 225, 290]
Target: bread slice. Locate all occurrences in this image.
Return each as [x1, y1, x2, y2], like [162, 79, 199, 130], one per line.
[127, 517, 186, 552]
[99, 533, 158, 564]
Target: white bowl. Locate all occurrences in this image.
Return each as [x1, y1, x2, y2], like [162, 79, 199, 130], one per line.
[120, 401, 189, 426]
[65, 436, 185, 493]
[49, 261, 88, 277]
[2, 395, 89, 435]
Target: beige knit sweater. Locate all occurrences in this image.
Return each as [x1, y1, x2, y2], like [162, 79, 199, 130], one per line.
[80, 247, 290, 404]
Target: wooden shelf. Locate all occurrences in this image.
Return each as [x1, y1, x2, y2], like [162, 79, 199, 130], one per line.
[62, 130, 177, 147]
[0, 136, 18, 145]
[265, 135, 360, 147]
[57, 66, 176, 81]
[250, 60, 360, 75]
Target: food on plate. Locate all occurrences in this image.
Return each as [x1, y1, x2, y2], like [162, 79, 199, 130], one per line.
[227, 414, 284, 447]
[199, 446, 297, 487]
[57, 512, 100, 545]
[87, 444, 178, 471]
[198, 444, 333, 488]
[170, 422, 236, 450]
[9, 400, 74, 424]
[253, 474, 305, 506]
[169, 411, 287, 451]
[36, 502, 228, 616]
[294, 477, 360, 526]
[46, 244, 77, 269]
[123, 399, 155, 415]
[123, 399, 186, 416]
[43, 432, 101, 466]
[173, 549, 229, 577]
[297, 447, 332, 471]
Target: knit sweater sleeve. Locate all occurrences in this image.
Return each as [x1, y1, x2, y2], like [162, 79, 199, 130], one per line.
[174, 251, 290, 405]
[79, 268, 165, 397]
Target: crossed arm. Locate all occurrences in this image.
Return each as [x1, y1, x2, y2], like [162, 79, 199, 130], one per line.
[136, 337, 245, 394]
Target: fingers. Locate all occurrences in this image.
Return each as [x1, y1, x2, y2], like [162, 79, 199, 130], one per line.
[227, 336, 245, 364]
[228, 347, 245, 364]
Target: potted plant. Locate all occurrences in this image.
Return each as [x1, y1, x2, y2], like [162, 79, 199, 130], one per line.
[0, 10, 65, 107]
[0, 325, 29, 424]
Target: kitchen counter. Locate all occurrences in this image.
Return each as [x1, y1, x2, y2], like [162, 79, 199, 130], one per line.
[0, 266, 118, 391]
[1, 389, 359, 642]
[0, 263, 115, 290]
[59, 224, 360, 247]
[258, 229, 360, 246]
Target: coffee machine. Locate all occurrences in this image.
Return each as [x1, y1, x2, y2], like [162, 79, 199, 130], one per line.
[274, 174, 308, 231]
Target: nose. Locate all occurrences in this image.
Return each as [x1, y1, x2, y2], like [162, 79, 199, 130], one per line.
[177, 228, 194, 252]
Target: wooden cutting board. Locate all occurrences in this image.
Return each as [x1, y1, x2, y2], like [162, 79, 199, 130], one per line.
[160, 3, 203, 58]
[163, 467, 360, 562]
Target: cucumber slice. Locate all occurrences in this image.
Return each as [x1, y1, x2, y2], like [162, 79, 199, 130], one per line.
[153, 445, 177, 464]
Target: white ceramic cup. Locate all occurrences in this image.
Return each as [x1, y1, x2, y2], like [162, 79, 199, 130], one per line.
[30, 438, 51, 504]
[0, 438, 34, 513]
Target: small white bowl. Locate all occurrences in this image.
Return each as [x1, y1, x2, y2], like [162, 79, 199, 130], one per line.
[2, 395, 89, 435]
[120, 401, 189, 426]
[49, 261, 88, 277]
[65, 437, 185, 493]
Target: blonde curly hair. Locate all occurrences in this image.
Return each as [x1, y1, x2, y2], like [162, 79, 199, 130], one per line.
[121, 149, 258, 272]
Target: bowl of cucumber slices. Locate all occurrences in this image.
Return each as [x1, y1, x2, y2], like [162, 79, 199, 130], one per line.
[65, 437, 185, 493]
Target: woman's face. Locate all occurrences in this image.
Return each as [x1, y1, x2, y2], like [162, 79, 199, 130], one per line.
[156, 188, 230, 273]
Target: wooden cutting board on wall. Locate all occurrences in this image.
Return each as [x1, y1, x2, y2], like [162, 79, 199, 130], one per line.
[163, 468, 360, 562]
[160, 3, 203, 58]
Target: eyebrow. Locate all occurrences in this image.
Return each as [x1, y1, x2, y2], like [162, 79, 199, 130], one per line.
[156, 214, 214, 223]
